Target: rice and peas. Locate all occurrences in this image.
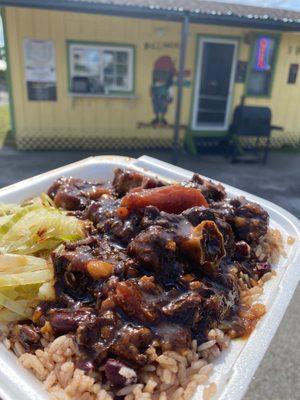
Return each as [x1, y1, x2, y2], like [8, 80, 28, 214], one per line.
[0, 169, 289, 400]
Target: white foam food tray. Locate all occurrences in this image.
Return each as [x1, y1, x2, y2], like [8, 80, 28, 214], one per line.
[0, 156, 299, 400]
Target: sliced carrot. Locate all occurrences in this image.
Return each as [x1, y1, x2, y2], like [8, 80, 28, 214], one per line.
[120, 185, 208, 214]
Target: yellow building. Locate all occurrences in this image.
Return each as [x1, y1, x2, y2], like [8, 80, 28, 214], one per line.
[1, 0, 300, 151]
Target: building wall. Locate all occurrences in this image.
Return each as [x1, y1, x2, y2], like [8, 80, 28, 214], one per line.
[4, 6, 300, 149]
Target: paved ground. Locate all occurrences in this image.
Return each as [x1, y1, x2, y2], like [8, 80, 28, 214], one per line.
[0, 91, 9, 105]
[0, 147, 299, 400]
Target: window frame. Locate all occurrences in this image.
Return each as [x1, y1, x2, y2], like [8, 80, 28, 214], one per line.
[245, 32, 280, 98]
[67, 40, 136, 97]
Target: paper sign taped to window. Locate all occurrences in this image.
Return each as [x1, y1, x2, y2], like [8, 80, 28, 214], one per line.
[23, 39, 57, 101]
[23, 39, 56, 83]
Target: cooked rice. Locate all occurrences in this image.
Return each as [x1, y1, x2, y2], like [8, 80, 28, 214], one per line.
[255, 228, 285, 264]
[3, 227, 285, 400]
[287, 235, 296, 245]
[203, 383, 217, 400]
[12, 332, 224, 400]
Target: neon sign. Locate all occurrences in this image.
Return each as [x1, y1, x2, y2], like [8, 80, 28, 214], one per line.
[254, 37, 272, 71]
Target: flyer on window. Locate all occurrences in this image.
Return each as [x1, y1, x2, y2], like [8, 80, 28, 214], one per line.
[23, 38, 57, 101]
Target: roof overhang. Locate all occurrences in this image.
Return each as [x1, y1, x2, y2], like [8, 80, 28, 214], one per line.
[1, 0, 300, 31]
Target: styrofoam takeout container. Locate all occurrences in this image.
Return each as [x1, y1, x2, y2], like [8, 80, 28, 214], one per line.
[0, 155, 299, 400]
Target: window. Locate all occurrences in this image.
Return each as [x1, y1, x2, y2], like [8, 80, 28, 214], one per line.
[68, 42, 134, 95]
[246, 35, 279, 96]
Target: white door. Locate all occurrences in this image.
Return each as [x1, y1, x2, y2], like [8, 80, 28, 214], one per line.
[192, 37, 238, 131]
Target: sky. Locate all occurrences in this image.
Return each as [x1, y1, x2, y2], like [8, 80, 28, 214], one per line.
[0, 0, 300, 47]
[216, 0, 300, 10]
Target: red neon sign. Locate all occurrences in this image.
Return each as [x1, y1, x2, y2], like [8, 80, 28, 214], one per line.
[254, 37, 271, 71]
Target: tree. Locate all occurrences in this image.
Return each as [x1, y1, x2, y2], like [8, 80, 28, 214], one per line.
[0, 46, 5, 62]
[0, 47, 6, 87]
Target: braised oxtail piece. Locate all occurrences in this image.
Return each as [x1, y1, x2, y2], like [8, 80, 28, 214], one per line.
[181, 220, 226, 277]
[48, 177, 111, 210]
[183, 173, 226, 203]
[113, 168, 164, 196]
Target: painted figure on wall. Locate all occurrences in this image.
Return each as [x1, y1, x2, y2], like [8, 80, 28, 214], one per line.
[150, 56, 176, 126]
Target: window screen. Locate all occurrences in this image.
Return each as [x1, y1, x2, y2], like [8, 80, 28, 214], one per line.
[246, 36, 278, 96]
[69, 43, 134, 95]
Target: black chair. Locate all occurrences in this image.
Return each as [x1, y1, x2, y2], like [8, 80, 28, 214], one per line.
[228, 105, 283, 164]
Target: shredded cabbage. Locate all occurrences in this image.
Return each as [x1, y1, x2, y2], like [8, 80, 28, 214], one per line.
[0, 215, 14, 227]
[0, 195, 85, 255]
[0, 292, 31, 317]
[0, 194, 85, 323]
[0, 203, 22, 216]
[0, 270, 53, 287]
[38, 281, 55, 300]
[0, 254, 54, 322]
[0, 253, 48, 273]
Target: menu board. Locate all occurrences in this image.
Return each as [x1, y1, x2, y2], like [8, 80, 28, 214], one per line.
[23, 39, 57, 101]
